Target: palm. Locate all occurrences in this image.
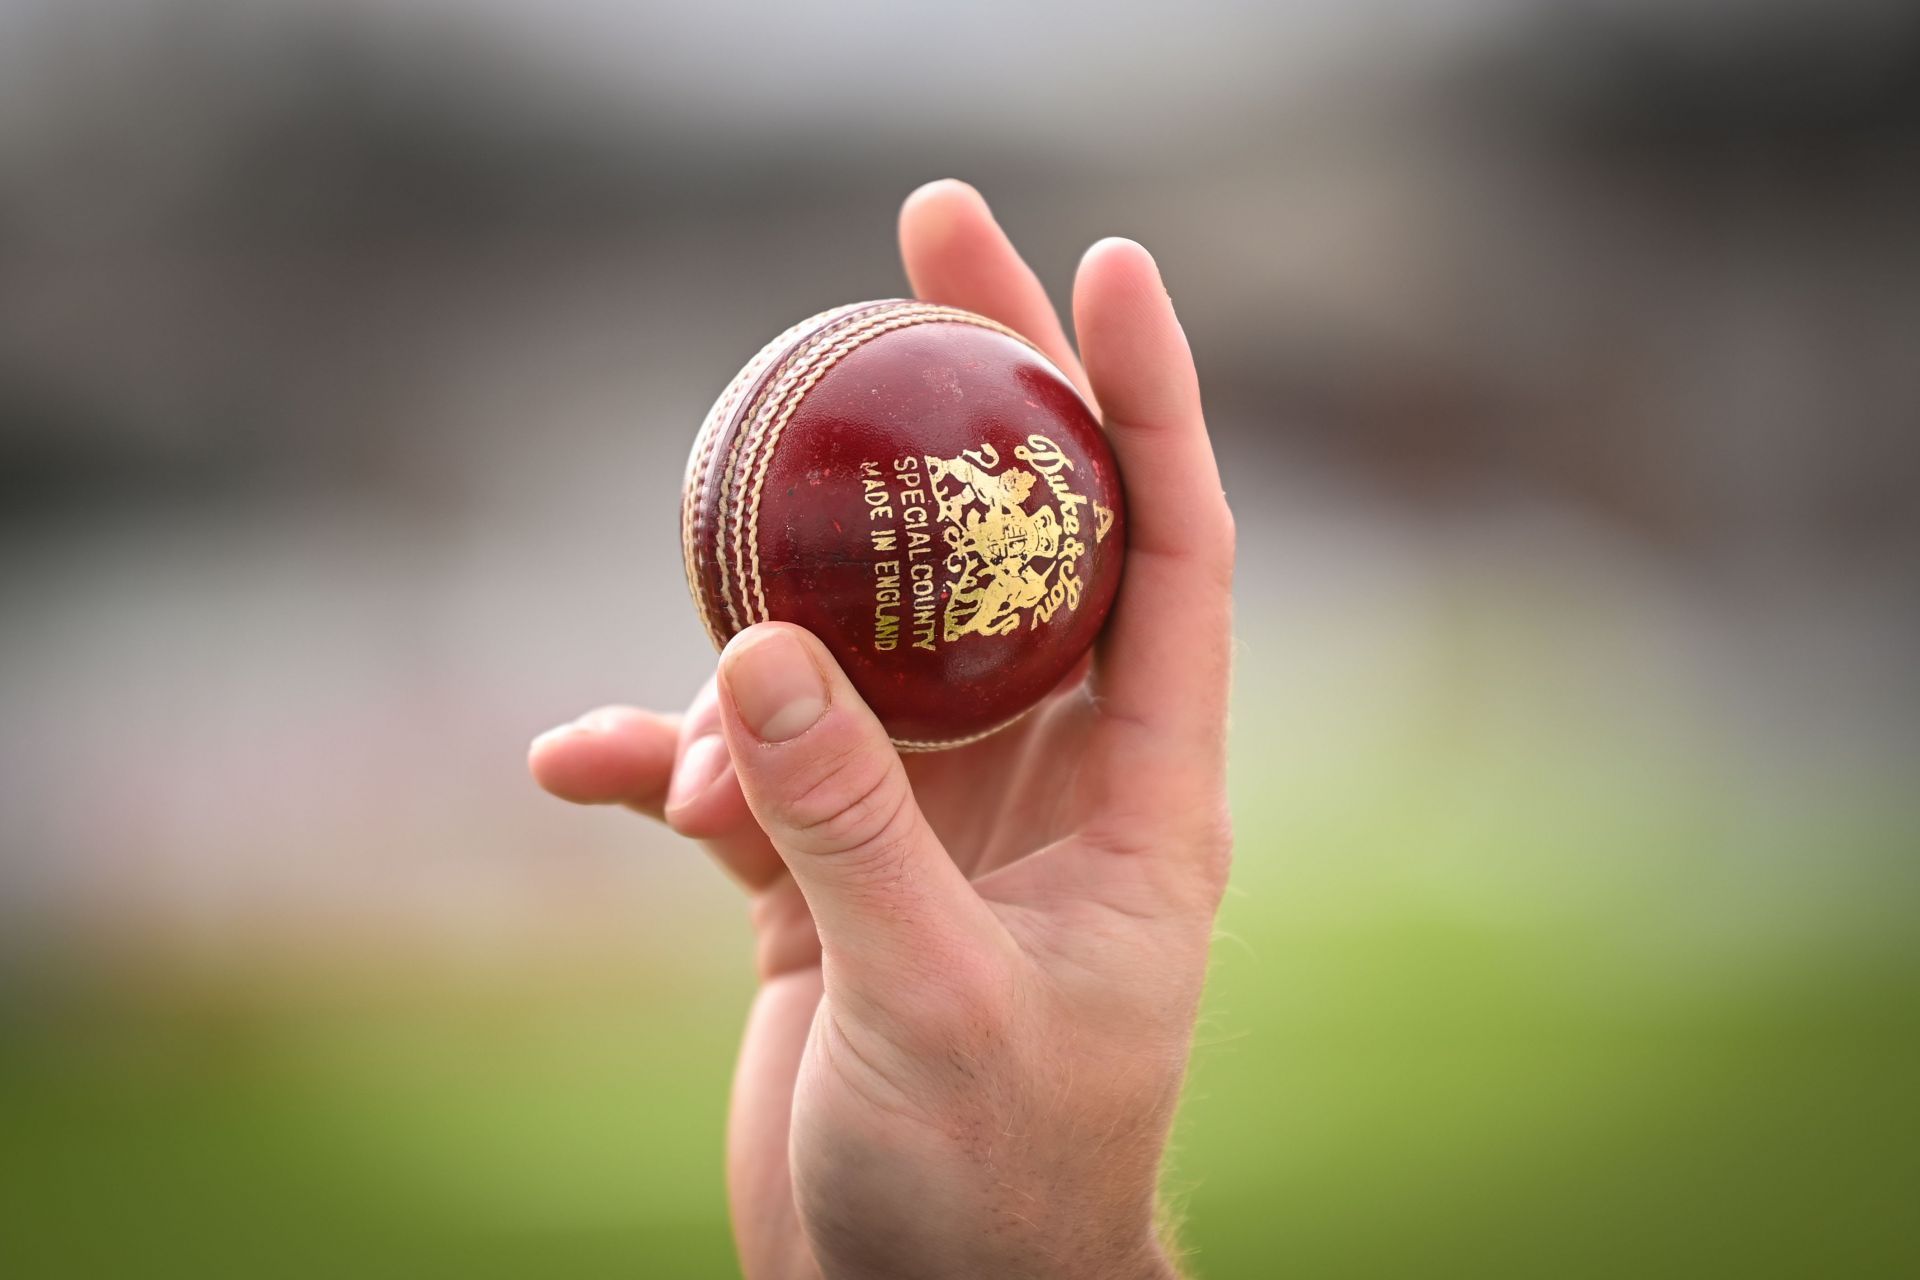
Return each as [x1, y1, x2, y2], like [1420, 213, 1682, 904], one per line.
[736, 686, 1117, 1273]
[908, 692, 1098, 873]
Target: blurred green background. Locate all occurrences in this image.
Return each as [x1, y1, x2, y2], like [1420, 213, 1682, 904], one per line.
[7, 572, 1915, 1275]
[3, 1, 1917, 1276]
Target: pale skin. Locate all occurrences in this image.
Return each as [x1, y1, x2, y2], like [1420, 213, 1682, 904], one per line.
[529, 180, 1234, 1280]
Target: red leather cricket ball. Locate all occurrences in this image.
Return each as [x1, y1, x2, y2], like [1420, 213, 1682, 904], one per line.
[681, 300, 1126, 750]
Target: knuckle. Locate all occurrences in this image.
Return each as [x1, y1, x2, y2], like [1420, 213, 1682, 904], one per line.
[662, 801, 705, 838]
[1205, 496, 1237, 583]
[1139, 797, 1234, 901]
[1195, 802, 1235, 893]
[781, 742, 909, 861]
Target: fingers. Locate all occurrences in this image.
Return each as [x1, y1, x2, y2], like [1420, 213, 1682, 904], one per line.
[899, 179, 1094, 403]
[529, 686, 793, 891]
[528, 706, 680, 816]
[663, 679, 791, 890]
[1073, 238, 1235, 765]
[714, 623, 1011, 998]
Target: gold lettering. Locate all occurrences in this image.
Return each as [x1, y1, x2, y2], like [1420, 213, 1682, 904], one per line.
[874, 559, 902, 650]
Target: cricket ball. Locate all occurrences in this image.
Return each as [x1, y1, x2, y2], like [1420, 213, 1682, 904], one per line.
[681, 300, 1126, 750]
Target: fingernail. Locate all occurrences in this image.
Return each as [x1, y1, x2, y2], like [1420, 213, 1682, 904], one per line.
[530, 720, 591, 752]
[906, 179, 989, 239]
[908, 177, 978, 206]
[667, 734, 729, 810]
[723, 629, 829, 743]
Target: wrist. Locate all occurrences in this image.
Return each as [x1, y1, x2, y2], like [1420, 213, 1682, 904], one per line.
[814, 1222, 1178, 1280]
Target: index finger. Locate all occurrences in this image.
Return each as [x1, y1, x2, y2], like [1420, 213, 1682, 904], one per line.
[898, 179, 1094, 403]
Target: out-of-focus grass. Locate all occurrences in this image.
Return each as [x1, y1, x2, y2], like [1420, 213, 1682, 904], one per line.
[1182, 704, 1920, 1275]
[3, 616, 1916, 1278]
[0, 965, 745, 1278]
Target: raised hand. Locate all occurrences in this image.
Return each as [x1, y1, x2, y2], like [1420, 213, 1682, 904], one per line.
[530, 180, 1233, 1280]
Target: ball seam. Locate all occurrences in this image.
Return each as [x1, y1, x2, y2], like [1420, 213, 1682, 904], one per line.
[684, 302, 876, 646]
[736, 306, 1041, 627]
[716, 306, 910, 634]
[726, 303, 955, 630]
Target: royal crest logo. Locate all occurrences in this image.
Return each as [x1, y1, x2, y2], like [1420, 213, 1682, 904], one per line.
[924, 434, 1114, 641]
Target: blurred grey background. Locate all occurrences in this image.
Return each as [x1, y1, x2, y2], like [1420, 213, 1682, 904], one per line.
[2, 1, 1917, 1276]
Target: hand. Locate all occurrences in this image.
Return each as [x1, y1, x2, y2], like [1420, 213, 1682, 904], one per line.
[530, 180, 1233, 1280]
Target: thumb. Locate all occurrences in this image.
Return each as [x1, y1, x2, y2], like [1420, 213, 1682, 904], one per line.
[714, 624, 1008, 992]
